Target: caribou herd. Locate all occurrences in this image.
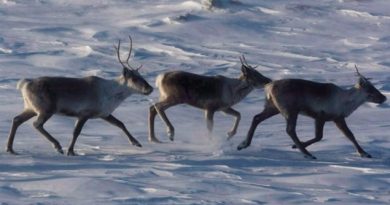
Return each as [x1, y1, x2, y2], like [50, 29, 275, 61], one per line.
[6, 36, 387, 159]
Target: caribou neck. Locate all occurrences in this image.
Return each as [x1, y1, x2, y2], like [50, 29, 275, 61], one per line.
[340, 85, 368, 117]
[230, 79, 253, 105]
[105, 76, 133, 101]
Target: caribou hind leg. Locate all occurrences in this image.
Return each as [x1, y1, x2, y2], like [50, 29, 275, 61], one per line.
[222, 107, 241, 140]
[149, 100, 178, 142]
[205, 109, 215, 134]
[6, 110, 36, 154]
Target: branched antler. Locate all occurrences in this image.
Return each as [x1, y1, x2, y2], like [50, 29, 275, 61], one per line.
[240, 55, 258, 68]
[115, 35, 143, 71]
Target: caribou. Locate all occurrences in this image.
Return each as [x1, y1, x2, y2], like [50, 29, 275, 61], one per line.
[149, 56, 272, 143]
[6, 36, 153, 155]
[237, 66, 387, 159]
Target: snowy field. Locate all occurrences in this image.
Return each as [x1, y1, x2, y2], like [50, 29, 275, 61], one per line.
[1, 0, 390, 204]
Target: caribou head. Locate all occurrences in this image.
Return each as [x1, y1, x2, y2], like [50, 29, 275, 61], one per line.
[239, 55, 272, 88]
[114, 36, 153, 95]
[354, 65, 386, 104]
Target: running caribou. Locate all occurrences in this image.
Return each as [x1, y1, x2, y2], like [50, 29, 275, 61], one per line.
[149, 56, 272, 143]
[237, 66, 387, 159]
[6, 36, 153, 155]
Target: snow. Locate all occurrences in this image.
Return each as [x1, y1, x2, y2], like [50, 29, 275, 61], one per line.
[0, 0, 389, 204]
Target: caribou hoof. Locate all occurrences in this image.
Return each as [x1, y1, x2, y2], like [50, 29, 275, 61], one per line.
[227, 131, 236, 140]
[6, 147, 18, 155]
[237, 141, 249, 150]
[149, 137, 163, 144]
[304, 154, 317, 160]
[292, 144, 297, 149]
[132, 140, 142, 148]
[56, 148, 64, 155]
[359, 152, 372, 158]
[67, 150, 77, 156]
[167, 130, 174, 141]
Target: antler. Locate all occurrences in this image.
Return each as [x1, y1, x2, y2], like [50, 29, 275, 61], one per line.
[127, 36, 133, 62]
[355, 65, 366, 78]
[127, 35, 143, 71]
[114, 35, 143, 71]
[355, 64, 370, 83]
[243, 55, 248, 65]
[240, 55, 258, 68]
[242, 55, 249, 66]
[240, 55, 249, 66]
[355, 65, 363, 77]
[114, 40, 128, 69]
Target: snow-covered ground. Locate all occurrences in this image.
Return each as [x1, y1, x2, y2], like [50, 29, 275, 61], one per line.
[0, 0, 389, 204]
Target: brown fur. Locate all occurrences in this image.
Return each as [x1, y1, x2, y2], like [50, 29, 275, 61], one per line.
[238, 76, 386, 159]
[6, 37, 153, 155]
[149, 61, 271, 143]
